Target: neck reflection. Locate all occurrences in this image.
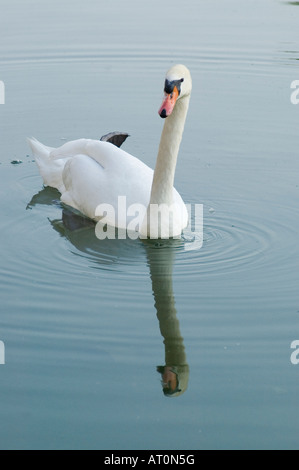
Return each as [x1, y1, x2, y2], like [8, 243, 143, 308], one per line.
[144, 240, 189, 397]
[28, 191, 190, 398]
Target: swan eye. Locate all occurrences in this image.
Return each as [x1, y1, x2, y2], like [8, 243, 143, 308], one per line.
[164, 78, 184, 96]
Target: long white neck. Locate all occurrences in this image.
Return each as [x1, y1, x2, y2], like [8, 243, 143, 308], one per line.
[149, 95, 190, 206]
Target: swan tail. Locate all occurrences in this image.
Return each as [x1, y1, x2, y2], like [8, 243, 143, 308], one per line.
[27, 137, 66, 193]
[27, 137, 52, 158]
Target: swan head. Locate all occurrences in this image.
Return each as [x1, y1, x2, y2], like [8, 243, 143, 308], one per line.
[158, 64, 192, 119]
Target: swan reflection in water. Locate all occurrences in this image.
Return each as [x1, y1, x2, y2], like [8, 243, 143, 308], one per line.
[28, 188, 190, 397]
[143, 239, 189, 397]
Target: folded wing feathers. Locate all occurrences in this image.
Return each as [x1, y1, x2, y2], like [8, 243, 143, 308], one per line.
[100, 132, 129, 148]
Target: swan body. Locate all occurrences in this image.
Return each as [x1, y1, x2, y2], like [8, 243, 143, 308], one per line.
[28, 64, 192, 239]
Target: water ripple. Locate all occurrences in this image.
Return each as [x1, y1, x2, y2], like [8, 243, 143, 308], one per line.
[13, 182, 297, 286]
[0, 44, 282, 75]
[1, 164, 297, 301]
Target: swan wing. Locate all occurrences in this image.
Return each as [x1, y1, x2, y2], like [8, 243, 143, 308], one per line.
[100, 131, 129, 148]
[28, 137, 187, 233]
[60, 151, 154, 227]
[50, 138, 133, 170]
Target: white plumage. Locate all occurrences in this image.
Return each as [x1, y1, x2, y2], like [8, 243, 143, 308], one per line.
[28, 64, 192, 239]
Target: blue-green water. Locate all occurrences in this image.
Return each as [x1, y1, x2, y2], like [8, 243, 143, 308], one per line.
[1, 0, 299, 450]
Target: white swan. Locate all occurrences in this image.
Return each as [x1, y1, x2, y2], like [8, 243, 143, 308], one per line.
[28, 64, 192, 239]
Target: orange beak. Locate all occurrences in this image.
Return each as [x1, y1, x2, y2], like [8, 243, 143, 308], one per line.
[158, 86, 179, 118]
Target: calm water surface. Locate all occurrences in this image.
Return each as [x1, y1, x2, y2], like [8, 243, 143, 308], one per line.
[0, 0, 299, 450]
